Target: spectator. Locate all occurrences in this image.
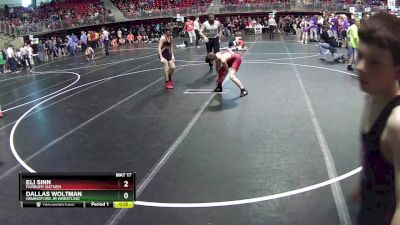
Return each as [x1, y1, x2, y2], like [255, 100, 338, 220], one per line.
[27, 44, 34, 66]
[318, 24, 344, 62]
[137, 33, 143, 42]
[102, 27, 110, 56]
[20, 43, 32, 70]
[127, 32, 135, 43]
[0, 49, 5, 74]
[267, 15, 277, 39]
[6, 45, 18, 73]
[346, 18, 359, 71]
[81, 31, 88, 54]
[309, 15, 319, 41]
[119, 36, 126, 45]
[117, 29, 122, 41]
[111, 38, 118, 47]
[184, 18, 196, 46]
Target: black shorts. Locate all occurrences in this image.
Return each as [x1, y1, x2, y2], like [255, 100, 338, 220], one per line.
[161, 49, 172, 61]
[206, 37, 220, 53]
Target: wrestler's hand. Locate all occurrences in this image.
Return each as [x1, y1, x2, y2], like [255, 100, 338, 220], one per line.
[204, 37, 209, 43]
[171, 55, 175, 61]
[160, 57, 167, 63]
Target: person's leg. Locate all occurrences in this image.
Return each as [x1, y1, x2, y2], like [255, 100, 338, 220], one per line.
[167, 60, 176, 82]
[228, 68, 244, 89]
[347, 46, 352, 60]
[212, 38, 220, 71]
[304, 32, 308, 43]
[214, 37, 220, 53]
[347, 47, 355, 70]
[312, 28, 317, 40]
[53, 48, 57, 58]
[195, 30, 200, 46]
[21, 56, 27, 69]
[315, 28, 319, 40]
[329, 46, 343, 62]
[270, 26, 274, 39]
[229, 68, 248, 97]
[82, 43, 86, 54]
[10, 58, 17, 72]
[6, 59, 10, 72]
[188, 31, 194, 45]
[319, 43, 330, 59]
[162, 61, 171, 87]
[205, 39, 213, 71]
[25, 55, 32, 69]
[104, 40, 109, 55]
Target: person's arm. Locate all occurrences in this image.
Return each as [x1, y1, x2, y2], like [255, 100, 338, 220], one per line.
[170, 37, 175, 61]
[389, 108, 400, 225]
[219, 55, 228, 71]
[158, 36, 166, 62]
[219, 21, 223, 40]
[215, 56, 221, 73]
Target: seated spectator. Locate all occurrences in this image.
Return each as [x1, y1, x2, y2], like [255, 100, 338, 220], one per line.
[111, 38, 118, 47]
[85, 46, 95, 61]
[319, 24, 344, 62]
[137, 34, 143, 42]
[127, 33, 135, 43]
[143, 34, 149, 43]
[119, 36, 126, 45]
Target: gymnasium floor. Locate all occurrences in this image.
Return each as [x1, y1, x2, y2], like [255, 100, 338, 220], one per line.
[0, 34, 363, 225]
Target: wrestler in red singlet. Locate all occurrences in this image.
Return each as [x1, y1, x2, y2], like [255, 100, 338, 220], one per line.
[206, 51, 248, 97]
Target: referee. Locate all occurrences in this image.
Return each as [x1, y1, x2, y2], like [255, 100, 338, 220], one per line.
[200, 14, 223, 72]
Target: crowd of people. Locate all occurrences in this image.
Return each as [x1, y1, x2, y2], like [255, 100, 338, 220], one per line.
[0, 12, 364, 75]
[111, 0, 208, 12]
[113, 0, 209, 19]
[0, 43, 34, 74]
[262, 13, 359, 69]
[0, 0, 114, 36]
[213, 13, 359, 70]
[0, 22, 177, 74]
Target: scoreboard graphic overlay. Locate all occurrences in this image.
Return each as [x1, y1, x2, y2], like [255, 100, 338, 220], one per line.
[19, 173, 136, 208]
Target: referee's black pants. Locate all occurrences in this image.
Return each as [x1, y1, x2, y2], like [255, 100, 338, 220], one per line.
[206, 37, 220, 68]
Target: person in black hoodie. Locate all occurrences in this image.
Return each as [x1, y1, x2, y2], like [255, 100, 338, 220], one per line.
[318, 24, 344, 62]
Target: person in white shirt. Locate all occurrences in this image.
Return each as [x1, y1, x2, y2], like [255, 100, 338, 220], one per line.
[6, 45, 18, 73]
[102, 27, 110, 56]
[27, 44, 34, 66]
[268, 15, 277, 39]
[117, 29, 122, 41]
[20, 43, 31, 69]
[194, 17, 201, 48]
[200, 14, 223, 71]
